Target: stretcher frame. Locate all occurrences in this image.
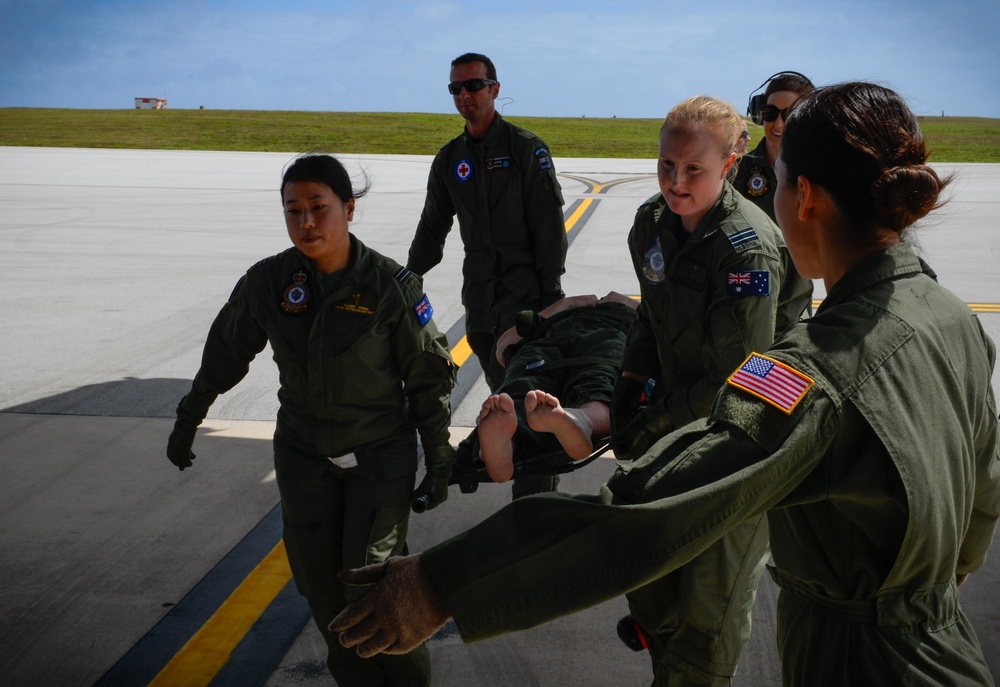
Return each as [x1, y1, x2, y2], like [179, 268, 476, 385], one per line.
[449, 429, 613, 494]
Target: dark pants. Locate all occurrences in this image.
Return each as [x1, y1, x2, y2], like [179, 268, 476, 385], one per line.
[275, 437, 431, 686]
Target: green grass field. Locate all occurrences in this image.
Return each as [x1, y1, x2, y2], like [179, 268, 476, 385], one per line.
[1, 108, 998, 162]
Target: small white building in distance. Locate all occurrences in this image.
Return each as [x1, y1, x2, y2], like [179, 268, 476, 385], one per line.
[134, 97, 167, 109]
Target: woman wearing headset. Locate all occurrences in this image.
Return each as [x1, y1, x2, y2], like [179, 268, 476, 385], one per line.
[735, 71, 814, 220]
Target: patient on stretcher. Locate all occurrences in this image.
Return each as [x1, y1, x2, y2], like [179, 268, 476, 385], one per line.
[475, 292, 638, 483]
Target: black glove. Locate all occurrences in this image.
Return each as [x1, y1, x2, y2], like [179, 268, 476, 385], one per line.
[610, 375, 646, 438]
[167, 418, 198, 470]
[611, 400, 675, 461]
[411, 444, 455, 512]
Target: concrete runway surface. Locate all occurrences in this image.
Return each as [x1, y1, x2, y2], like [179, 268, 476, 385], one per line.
[1, 146, 998, 686]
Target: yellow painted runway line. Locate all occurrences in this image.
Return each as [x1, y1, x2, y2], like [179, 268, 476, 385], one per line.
[450, 332, 474, 368]
[814, 299, 1000, 314]
[149, 541, 292, 687]
[970, 303, 1000, 313]
[563, 197, 594, 234]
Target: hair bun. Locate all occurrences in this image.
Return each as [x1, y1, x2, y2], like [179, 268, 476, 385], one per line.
[869, 164, 942, 233]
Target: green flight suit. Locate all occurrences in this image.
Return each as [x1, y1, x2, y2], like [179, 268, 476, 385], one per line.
[618, 183, 813, 683]
[420, 243, 1000, 686]
[177, 236, 456, 686]
[732, 139, 777, 220]
[406, 113, 568, 392]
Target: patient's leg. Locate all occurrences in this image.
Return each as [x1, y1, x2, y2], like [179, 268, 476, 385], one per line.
[524, 390, 606, 460]
[478, 393, 518, 483]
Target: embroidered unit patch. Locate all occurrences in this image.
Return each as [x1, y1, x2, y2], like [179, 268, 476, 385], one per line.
[727, 353, 813, 413]
[280, 270, 309, 314]
[641, 236, 666, 284]
[414, 294, 434, 326]
[747, 169, 768, 197]
[455, 160, 472, 182]
[535, 147, 552, 170]
[726, 270, 770, 296]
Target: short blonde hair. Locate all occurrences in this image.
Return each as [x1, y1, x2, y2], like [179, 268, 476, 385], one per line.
[662, 96, 745, 158]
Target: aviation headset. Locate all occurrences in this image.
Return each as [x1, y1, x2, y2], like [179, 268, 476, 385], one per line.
[746, 71, 813, 125]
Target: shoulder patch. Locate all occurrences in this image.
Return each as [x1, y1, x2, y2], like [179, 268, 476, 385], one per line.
[534, 147, 552, 171]
[414, 293, 434, 327]
[726, 270, 770, 297]
[726, 227, 759, 250]
[727, 353, 813, 414]
[394, 266, 413, 283]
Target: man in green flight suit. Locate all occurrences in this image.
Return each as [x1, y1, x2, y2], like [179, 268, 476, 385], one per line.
[406, 52, 568, 498]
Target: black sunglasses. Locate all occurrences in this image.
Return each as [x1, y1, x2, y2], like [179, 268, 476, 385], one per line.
[447, 78, 496, 95]
[762, 104, 791, 123]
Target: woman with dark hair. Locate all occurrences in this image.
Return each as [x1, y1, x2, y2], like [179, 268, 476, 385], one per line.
[166, 154, 456, 686]
[734, 71, 814, 220]
[332, 83, 1000, 685]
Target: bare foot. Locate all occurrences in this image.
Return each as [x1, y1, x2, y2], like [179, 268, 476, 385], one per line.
[524, 390, 594, 460]
[478, 394, 517, 482]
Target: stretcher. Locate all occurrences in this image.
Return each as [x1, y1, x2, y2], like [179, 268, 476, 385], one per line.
[449, 429, 612, 493]
[411, 430, 612, 512]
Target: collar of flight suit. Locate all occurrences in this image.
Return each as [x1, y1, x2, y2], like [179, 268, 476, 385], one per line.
[462, 112, 505, 147]
[817, 243, 928, 315]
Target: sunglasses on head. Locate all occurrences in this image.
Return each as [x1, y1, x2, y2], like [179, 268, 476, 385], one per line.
[447, 78, 496, 95]
[762, 105, 792, 123]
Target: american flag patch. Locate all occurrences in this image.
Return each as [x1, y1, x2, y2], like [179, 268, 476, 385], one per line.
[727, 353, 813, 413]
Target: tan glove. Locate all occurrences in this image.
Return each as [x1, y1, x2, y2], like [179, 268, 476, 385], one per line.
[331, 554, 450, 657]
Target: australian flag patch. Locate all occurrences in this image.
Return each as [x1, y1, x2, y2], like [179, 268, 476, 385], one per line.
[414, 294, 434, 326]
[727, 270, 770, 297]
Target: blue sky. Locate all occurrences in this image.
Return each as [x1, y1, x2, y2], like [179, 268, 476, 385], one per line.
[1, 0, 997, 119]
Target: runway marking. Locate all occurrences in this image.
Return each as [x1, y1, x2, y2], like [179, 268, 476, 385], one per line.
[813, 299, 1000, 313]
[93, 504, 309, 687]
[148, 542, 293, 686]
[969, 303, 1000, 313]
[449, 331, 475, 368]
